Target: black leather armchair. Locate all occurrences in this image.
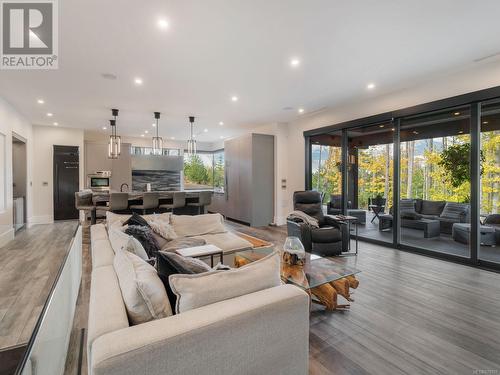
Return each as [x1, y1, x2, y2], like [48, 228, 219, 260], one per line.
[287, 191, 348, 256]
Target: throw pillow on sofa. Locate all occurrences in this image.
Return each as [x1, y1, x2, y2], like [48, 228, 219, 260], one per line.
[170, 213, 227, 237]
[125, 225, 160, 257]
[108, 227, 149, 261]
[169, 251, 281, 314]
[440, 202, 468, 220]
[113, 249, 172, 325]
[156, 251, 212, 312]
[123, 212, 150, 228]
[106, 212, 131, 229]
[420, 200, 446, 216]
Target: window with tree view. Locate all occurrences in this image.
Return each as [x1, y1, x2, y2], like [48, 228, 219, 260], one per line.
[183, 150, 225, 192]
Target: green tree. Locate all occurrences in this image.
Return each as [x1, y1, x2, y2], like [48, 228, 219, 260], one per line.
[184, 154, 209, 184]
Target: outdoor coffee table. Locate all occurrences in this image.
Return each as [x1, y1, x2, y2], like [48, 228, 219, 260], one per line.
[234, 248, 361, 311]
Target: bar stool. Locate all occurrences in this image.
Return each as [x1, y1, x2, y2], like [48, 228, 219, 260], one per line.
[159, 191, 186, 213]
[187, 191, 212, 215]
[130, 192, 159, 215]
[98, 192, 130, 214]
[74, 190, 96, 224]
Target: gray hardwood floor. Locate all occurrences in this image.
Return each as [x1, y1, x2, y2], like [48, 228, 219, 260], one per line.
[0, 221, 78, 350]
[66, 221, 500, 375]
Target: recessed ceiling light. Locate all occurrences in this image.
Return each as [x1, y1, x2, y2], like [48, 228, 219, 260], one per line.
[134, 77, 143, 85]
[102, 126, 107, 130]
[454, 112, 460, 116]
[170, 136, 175, 140]
[37, 99, 44, 104]
[483, 121, 489, 124]
[413, 131, 419, 134]
[379, 125, 385, 128]
[157, 18, 169, 30]
[231, 96, 238, 102]
[46, 112, 53, 117]
[458, 130, 464, 134]
[53, 122, 58, 126]
[219, 121, 224, 126]
[204, 128, 208, 133]
[141, 134, 145, 137]
[367, 83, 376, 90]
[298, 108, 305, 114]
[193, 134, 197, 138]
[391, 128, 395, 131]
[152, 123, 156, 127]
[220, 135, 225, 139]
[145, 130, 149, 134]
[290, 58, 300, 67]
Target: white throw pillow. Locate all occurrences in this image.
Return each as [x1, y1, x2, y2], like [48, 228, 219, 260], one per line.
[108, 227, 149, 261]
[106, 212, 131, 229]
[108, 226, 129, 254]
[169, 251, 281, 313]
[144, 213, 177, 240]
[126, 236, 149, 261]
[170, 213, 227, 237]
[113, 250, 172, 325]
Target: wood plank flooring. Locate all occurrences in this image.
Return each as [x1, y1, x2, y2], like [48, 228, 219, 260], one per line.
[66, 221, 500, 375]
[0, 221, 78, 350]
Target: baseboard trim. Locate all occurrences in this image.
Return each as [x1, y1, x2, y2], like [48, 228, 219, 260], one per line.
[28, 215, 54, 226]
[0, 228, 14, 247]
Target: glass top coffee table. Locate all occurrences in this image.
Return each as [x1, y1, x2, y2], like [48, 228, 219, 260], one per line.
[235, 248, 361, 311]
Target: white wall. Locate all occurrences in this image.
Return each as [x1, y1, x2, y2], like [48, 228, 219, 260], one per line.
[31, 126, 84, 224]
[0, 97, 33, 246]
[251, 61, 500, 224]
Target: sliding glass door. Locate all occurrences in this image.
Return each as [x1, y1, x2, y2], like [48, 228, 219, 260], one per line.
[479, 100, 500, 264]
[310, 131, 343, 206]
[399, 106, 471, 258]
[347, 122, 394, 243]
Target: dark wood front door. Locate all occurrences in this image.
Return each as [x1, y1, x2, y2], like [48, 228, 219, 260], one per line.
[53, 145, 79, 220]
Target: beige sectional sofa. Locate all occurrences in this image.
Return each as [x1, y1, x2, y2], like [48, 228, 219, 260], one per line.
[88, 217, 310, 375]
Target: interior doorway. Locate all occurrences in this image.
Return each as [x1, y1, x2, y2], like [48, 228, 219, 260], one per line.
[53, 145, 80, 220]
[12, 133, 27, 233]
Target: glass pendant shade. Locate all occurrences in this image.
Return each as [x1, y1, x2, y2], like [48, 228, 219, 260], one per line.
[108, 135, 121, 159]
[152, 112, 163, 155]
[187, 139, 197, 156]
[152, 136, 163, 155]
[108, 109, 121, 159]
[187, 116, 197, 156]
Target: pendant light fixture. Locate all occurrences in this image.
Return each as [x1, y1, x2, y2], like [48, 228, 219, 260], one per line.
[108, 108, 121, 159]
[152, 111, 163, 155]
[187, 116, 197, 156]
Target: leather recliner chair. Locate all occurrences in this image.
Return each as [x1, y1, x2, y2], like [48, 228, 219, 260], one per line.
[287, 191, 348, 256]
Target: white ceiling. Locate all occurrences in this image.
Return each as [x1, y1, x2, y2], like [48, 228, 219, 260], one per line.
[1, 0, 500, 142]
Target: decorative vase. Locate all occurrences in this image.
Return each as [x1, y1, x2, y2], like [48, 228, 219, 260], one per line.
[283, 236, 306, 266]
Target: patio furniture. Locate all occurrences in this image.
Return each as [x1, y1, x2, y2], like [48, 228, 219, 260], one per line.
[452, 223, 496, 246]
[379, 214, 440, 238]
[346, 209, 366, 225]
[484, 214, 500, 245]
[379, 214, 393, 231]
[287, 191, 348, 256]
[368, 196, 386, 222]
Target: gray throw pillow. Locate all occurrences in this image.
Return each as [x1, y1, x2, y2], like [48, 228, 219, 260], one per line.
[420, 200, 446, 216]
[440, 202, 468, 220]
[161, 237, 206, 252]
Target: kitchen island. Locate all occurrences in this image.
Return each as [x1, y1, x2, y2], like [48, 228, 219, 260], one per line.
[90, 190, 213, 216]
